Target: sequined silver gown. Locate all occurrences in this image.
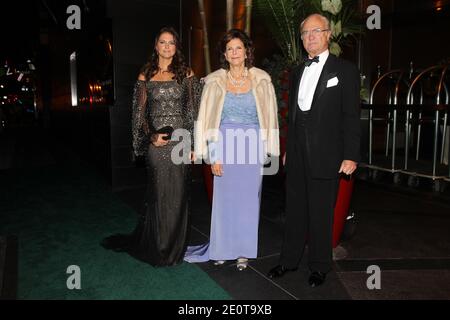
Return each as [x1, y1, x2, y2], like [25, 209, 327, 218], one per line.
[103, 77, 201, 267]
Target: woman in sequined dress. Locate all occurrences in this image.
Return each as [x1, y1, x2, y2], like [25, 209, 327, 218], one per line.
[102, 27, 201, 267]
[184, 29, 279, 270]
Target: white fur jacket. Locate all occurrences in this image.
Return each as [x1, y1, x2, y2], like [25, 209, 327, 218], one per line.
[194, 67, 280, 159]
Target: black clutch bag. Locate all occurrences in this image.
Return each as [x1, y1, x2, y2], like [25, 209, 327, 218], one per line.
[156, 126, 174, 140]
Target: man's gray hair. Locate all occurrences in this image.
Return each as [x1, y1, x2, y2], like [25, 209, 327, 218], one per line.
[300, 13, 330, 31]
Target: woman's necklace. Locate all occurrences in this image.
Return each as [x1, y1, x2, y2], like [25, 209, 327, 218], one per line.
[228, 68, 248, 88]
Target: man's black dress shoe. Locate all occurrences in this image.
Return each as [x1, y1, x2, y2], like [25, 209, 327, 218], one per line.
[267, 265, 297, 279]
[308, 271, 326, 287]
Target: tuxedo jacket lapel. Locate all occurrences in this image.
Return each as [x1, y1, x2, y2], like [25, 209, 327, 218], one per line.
[311, 54, 337, 109]
[290, 65, 305, 124]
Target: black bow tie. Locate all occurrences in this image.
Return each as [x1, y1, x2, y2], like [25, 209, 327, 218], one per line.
[304, 56, 319, 67]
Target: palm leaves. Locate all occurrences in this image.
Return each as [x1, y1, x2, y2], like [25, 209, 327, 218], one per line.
[253, 0, 305, 64]
[306, 0, 363, 56]
[254, 0, 362, 60]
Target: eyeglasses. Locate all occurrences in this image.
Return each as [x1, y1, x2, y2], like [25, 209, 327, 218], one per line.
[300, 28, 330, 39]
[159, 40, 176, 46]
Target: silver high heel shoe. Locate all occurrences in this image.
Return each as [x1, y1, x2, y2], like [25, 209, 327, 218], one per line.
[236, 258, 248, 271]
[213, 260, 225, 266]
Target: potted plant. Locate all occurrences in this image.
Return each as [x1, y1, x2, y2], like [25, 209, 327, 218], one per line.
[254, 0, 305, 156]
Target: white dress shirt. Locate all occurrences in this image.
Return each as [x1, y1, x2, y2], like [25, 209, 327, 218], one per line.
[297, 50, 329, 111]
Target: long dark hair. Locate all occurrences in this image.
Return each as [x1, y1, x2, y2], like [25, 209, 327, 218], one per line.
[140, 27, 190, 84]
[218, 29, 254, 70]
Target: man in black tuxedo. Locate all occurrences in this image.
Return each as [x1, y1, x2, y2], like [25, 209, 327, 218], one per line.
[268, 13, 361, 287]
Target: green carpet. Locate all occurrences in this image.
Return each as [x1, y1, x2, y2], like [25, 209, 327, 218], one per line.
[0, 162, 230, 300]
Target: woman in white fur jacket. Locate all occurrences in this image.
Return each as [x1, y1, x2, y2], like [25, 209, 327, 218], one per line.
[184, 29, 279, 271]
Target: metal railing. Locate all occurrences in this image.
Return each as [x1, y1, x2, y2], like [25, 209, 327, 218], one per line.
[362, 63, 450, 189]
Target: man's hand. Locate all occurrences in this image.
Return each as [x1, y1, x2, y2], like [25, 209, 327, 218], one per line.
[211, 161, 223, 177]
[282, 153, 286, 166]
[338, 160, 357, 176]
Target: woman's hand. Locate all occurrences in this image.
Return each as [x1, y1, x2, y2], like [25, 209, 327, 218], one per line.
[211, 161, 223, 177]
[151, 134, 169, 147]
